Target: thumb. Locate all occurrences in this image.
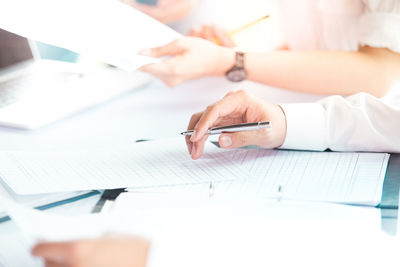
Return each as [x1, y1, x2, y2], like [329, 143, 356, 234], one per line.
[219, 132, 258, 149]
[139, 39, 184, 58]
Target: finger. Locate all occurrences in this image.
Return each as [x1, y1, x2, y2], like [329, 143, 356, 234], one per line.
[191, 135, 208, 160]
[187, 25, 202, 37]
[140, 62, 171, 76]
[186, 112, 203, 155]
[214, 26, 235, 47]
[202, 25, 217, 42]
[139, 39, 184, 58]
[224, 90, 236, 97]
[219, 131, 259, 149]
[32, 242, 72, 263]
[190, 91, 249, 142]
[187, 112, 203, 131]
[185, 135, 192, 155]
[140, 59, 185, 87]
[203, 24, 225, 45]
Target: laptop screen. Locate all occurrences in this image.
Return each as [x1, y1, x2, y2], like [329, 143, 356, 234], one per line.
[0, 28, 34, 70]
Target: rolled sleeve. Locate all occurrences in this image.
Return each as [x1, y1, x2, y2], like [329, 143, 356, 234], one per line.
[279, 103, 327, 151]
[359, 1, 400, 53]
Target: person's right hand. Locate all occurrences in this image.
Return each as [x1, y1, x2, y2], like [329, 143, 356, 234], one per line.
[140, 36, 235, 86]
[186, 90, 287, 160]
[188, 24, 235, 47]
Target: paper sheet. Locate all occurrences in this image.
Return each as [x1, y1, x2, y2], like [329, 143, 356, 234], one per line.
[0, 138, 245, 194]
[108, 192, 400, 267]
[0, 0, 181, 71]
[0, 194, 106, 242]
[0, 233, 42, 267]
[128, 148, 389, 206]
[0, 190, 397, 267]
[214, 149, 389, 205]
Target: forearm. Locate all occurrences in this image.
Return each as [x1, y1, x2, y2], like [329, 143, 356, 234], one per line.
[244, 47, 400, 97]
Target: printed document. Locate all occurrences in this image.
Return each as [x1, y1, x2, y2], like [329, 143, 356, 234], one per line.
[0, 0, 181, 71]
[0, 138, 389, 205]
[122, 145, 390, 206]
[214, 149, 389, 205]
[0, 138, 244, 194]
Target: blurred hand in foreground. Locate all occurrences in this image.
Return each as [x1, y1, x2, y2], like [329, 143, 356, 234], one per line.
[32, 236, 150, 267]
[140, 36, 235, 86]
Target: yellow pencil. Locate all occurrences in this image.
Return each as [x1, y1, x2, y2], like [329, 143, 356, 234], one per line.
[229, 14, 270, 36]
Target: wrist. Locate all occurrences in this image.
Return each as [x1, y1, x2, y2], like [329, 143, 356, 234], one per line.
[276, 105, 287, 148]
[213, 47, 236, 76]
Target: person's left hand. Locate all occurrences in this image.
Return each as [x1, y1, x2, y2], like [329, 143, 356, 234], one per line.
[121, 0, 197, 24]
[140, 36, 235, 86]
[32, 236, 150, 267]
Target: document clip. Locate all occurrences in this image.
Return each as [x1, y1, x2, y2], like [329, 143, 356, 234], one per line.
[92, 188, 127, 213]
[209, 180, 215, 198]
[277, 185, 283, 202]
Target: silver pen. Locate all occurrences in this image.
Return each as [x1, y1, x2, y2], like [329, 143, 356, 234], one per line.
[181, 121, 271, 136]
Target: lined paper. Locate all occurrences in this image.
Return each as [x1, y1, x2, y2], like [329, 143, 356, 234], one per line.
[214, 149, 389, 205]
[0, 139, 244, 195]
[0, 139, 389, 205]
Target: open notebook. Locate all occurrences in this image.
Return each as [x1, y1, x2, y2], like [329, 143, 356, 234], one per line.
[0, 138, 390, 206]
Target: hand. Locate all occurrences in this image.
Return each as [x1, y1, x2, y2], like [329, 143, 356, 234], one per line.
[188, 24, 235, 47]
[186, 90, 287, 160]
[121, 0, 197, 24]
[32, 236, 150, 267]
[140, 36, 235, 86]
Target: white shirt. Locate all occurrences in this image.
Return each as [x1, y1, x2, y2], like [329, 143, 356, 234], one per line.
[280, 83, 400, 152]
[277, 0, 400, 152]
[279, 0, 400, 53]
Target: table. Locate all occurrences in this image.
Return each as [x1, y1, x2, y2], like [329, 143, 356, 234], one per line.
[0, 76, 395, 266]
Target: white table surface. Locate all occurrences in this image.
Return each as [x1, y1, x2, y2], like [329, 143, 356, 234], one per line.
[0, 76, 323, 151]
[0, 76, 326, 266]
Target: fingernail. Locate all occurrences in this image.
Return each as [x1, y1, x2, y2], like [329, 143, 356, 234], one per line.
[139, 48, 152, 56]
[187, 142, 192, 154]
[220, 135, 232, 148]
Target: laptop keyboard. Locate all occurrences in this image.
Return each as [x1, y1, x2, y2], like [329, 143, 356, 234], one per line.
[0, 73, 83, 108]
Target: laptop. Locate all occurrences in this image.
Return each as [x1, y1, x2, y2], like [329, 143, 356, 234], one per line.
[0, 28, 151, 129]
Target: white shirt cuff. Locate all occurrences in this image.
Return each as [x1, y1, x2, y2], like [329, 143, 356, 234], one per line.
[279, 103, 327, 151]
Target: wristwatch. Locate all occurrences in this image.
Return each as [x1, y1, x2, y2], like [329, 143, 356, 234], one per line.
[226, 51, 247, 82]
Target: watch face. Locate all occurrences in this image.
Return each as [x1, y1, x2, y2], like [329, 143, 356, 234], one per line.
[227, 68, 246, 82]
